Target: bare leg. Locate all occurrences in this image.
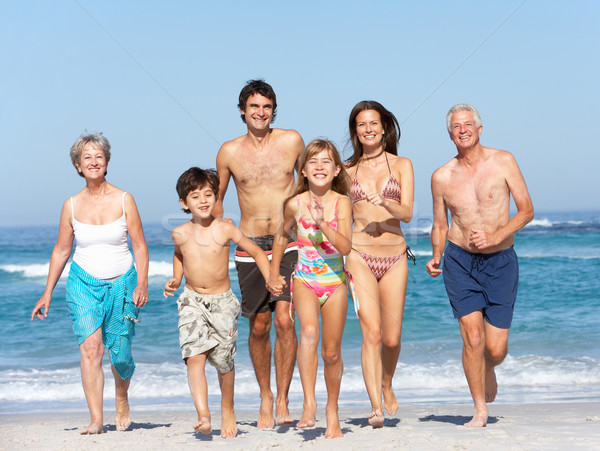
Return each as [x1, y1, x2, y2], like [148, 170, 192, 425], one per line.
[458, 311, 488, 427]
[187, 354, 212, 434]
[321, 285, 347, 439]
[347, 252, 384, 427]
[293, 282, 319, 428]
[483, 320, 509, 403]
[79, 328, 105, 435]
[273, 301, 297, 426]
[379, 258, 408, 416]
[248, 311, 274, 428]
[218, 369, 237, 438]
[110, 364, 131, 431]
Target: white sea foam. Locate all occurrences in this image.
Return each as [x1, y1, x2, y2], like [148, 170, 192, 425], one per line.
[0, 263, 70, 279]
[526, 218, 553, 228]
[0, 260, 237, 279]
[2, 355, 598, 404]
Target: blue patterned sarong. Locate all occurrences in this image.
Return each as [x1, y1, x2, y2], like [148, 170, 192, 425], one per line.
[66, 262, 139, 380]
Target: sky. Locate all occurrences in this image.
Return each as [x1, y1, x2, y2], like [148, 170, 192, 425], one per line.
[1, 0, 599, 227]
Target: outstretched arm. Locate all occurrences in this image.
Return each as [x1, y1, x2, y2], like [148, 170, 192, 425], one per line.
[31, 201, 74, 320]
[214, 144, 232, 219]
[164, 243, 183, 298]
[125, 193, 149, 307]
[426, 171, 448, 277]
[267, 198, 297, 293]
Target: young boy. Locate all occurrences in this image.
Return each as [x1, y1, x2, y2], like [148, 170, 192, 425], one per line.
[164, 167, 282, 438]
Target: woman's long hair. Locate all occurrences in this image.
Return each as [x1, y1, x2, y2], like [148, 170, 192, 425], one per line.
[346, 100, 401, 167]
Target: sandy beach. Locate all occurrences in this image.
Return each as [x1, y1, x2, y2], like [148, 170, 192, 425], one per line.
[2, 402, 599, 450]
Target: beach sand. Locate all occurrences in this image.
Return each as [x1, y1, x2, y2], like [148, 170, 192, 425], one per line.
[1, 402, 599, 450]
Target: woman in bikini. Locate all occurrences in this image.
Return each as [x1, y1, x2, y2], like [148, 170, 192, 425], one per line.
[31, 132, 149, 434]
[267, 138, 354, 439]
[345, 101, 414, 428]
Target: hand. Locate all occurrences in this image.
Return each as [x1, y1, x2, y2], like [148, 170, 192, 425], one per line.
[163, 278, 181, 298]
[31, 294, 51, 321]
[366, 192, 386, 207]
[469, 229, 499, 250]
[307, 195, 324, 224]
[222, 217, 234, 224]
[426, 256, 443, 278]
[133, 286, 148, 308]
[266, 274, 287, 297]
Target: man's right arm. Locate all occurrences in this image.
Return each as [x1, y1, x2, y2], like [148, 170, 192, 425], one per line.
[426, 170, 449, 277]
[214, 144, 232, 218]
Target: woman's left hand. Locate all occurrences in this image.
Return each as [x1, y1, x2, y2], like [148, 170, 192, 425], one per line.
[132, 286, 148, 308]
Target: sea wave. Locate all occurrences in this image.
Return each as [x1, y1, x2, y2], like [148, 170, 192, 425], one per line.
[1, 354, 598, 405]
[0, 260, 237, 279]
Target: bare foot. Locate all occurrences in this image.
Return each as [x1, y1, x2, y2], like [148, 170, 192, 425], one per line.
[485, 367, 498, 403]
[368, 409, 384, 429]
[257, 393, 274, 429]
[275, 396, 293, 426]
[80, 423, 103, 435]
[220, 408, 237, 438]
[464, 409, 488, 428]
[382, 385, 399, 415]
[194, 416, 212, 434]
[324, 407, 343, 438]
[115, 396, 131, 431]
[297, 401, 317, 428]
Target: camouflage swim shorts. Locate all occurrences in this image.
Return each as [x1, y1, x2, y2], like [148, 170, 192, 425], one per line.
[177, 287, 240, 373]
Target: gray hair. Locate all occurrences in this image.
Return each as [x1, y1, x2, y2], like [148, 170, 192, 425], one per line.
[69, 132, 111, 177]
[446, 104, 482, 133]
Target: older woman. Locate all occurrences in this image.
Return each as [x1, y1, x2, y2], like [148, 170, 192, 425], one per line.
[31, 132, 149, 434]
[345, 101, 414, 428]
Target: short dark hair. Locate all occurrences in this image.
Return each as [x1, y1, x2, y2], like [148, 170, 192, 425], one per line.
[237, 79, 277, 123]
[176, 167, 219, 213]
[346, 100, 401, 167]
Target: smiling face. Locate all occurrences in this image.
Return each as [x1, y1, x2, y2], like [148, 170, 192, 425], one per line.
[302, 149, 341, 189]
[355, 109, 385, 152]
[180, 184, 217, 219]
[76, 142, 108, 180]
[449, 110, 482, 150]
[240, 93, 274, 131]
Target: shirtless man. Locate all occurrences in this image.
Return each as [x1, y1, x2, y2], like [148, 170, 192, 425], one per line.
[426, 104, 533, 428]
[215, 80, 305, 428]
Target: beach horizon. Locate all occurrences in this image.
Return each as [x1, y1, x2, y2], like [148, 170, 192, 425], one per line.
[2, 401, 599, 450]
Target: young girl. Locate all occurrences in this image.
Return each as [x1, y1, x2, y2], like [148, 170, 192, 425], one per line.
[268, 139, 354, 439]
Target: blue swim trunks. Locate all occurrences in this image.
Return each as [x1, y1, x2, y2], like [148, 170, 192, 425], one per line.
[66, 262, 140, 380]
[442, 241, 518, 329]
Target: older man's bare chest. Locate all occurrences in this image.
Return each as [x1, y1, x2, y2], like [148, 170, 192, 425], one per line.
[444, 164, 509, 219]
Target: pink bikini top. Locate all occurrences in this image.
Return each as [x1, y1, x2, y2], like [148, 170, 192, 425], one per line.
[350, 152, 401, 204]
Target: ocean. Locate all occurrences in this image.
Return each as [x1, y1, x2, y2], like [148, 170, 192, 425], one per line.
[1, 211, 599, 414]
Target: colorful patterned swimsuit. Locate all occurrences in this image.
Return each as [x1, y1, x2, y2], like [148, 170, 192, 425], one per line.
[290, 194, 359, 318]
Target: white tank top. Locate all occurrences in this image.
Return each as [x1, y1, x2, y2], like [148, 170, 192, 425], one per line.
[71, 192, 134, 280]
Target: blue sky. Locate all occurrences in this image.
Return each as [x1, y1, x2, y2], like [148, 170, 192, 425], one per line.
[1, 0, 598, 227]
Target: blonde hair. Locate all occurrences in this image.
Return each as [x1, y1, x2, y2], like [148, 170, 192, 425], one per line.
[293, 138, 350, 197]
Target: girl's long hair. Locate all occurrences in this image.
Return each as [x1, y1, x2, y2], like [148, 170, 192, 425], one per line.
[292, 138, 350, 198]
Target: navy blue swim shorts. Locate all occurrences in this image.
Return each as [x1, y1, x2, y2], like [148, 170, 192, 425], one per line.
[442, 241, 518, 329]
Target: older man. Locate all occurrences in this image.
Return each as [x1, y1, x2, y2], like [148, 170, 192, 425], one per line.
[426, 104, 533, 427]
